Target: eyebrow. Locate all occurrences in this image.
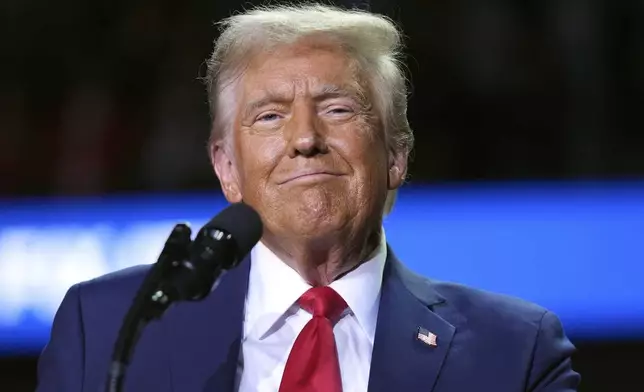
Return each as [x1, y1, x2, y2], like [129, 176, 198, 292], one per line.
[241, 84, 365, 118]
[315, 84, 365, 102]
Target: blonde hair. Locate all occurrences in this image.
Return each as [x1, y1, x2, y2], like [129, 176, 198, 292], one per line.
[204, 3, 413, 214]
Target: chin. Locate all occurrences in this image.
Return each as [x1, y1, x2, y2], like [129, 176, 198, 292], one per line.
[263, 187, 359, 238]
[280, 207, 347, 239]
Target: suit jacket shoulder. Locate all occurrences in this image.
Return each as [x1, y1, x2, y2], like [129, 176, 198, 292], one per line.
[431, 279, 549, 331]
[37, 264, 166, 392]
[385, 257, 579, 392]
[79, 264, 151, 299]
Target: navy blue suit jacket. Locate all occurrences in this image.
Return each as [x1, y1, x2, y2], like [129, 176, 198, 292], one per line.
[37, 249, 580, 391]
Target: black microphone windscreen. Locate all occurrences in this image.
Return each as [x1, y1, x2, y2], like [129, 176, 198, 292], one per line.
[205, 203, 263, 257]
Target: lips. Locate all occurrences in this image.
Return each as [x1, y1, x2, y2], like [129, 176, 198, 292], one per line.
[278, 170, 342, 185]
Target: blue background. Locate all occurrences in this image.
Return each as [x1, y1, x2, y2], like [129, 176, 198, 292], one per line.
[1, 182, 643, 355]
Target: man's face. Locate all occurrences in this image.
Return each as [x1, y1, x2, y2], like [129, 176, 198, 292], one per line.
[213, 39, 406, 240]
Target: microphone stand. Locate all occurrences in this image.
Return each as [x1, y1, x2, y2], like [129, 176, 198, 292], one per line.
[105, 223, 240, 392]
[106, 224, 192, 392]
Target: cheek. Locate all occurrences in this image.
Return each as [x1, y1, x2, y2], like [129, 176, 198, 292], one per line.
[353, 135, 390, 197]
[349, 131, 389, 175]
[236, 133, 284, 188]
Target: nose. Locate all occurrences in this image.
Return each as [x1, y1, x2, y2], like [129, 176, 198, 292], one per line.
[285, 102, 328, 158]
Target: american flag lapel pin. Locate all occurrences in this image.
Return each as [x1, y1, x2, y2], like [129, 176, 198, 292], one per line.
[416, 327, 438, 347]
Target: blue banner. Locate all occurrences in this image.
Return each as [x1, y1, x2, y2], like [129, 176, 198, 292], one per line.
[1, 182, 643, 354]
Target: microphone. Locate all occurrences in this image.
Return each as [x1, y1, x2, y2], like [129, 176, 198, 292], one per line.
[162, 202, 263, 301]
[106, 203, 262, 392]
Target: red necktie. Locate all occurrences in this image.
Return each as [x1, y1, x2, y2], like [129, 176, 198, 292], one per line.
[279, 286, 347, 392]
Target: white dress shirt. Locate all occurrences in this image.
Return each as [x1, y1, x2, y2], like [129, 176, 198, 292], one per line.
[236, 231, 387, 392]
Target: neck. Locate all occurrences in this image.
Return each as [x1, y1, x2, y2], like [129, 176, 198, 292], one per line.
[261, 225, 382, 286]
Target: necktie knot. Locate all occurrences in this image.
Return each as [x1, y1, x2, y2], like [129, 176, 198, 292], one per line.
[281, 285, 346, 392]
[298, 286, 347, 322]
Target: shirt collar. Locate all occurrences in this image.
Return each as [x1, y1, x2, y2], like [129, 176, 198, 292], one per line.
[244, 230, 388, 343]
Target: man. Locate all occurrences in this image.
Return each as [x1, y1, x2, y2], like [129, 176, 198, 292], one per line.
[37, 4, 580, 392]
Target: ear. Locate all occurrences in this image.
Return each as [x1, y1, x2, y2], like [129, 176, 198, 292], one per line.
[210, 140, 243, 203]
[387, 149, 408, 190]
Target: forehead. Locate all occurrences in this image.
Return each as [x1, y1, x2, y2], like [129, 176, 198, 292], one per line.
[241, 39, 363, 96]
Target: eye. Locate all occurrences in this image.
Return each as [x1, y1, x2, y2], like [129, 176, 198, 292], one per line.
[330, 107, 350, 113]
[325, 106, 354, 116]
[257, 113, 282, 122]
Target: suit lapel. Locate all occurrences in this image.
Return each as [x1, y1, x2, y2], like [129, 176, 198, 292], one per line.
[165, 255, 250, 392]
[368, 249, 456, 392]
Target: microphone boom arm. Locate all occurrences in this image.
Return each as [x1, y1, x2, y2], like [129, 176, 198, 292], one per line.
[105, 202, 262, 392]
[106, 223, 192, 392]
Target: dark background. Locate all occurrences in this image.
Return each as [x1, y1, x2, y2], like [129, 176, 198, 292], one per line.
[2, 0, 643, 390]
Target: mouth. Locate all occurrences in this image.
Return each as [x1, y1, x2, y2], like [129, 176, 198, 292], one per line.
[278, 171, 342, 185]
